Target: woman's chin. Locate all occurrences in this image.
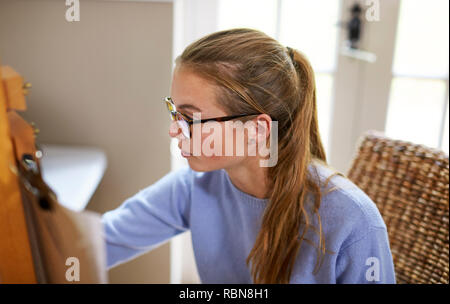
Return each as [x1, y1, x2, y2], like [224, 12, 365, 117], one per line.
[187, 161, 210, 172]
[186, 157, 223, 172]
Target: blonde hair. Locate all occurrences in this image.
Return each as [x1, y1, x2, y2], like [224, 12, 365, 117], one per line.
[177, 28, 338, 283]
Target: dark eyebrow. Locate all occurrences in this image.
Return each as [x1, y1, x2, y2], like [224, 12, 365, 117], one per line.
[177, 104, 202, 113]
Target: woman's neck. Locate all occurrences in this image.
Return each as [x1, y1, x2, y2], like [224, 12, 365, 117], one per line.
[225, 158, 270, 199]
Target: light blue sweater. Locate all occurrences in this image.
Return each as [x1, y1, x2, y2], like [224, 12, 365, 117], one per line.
[101, 161, 396, 284]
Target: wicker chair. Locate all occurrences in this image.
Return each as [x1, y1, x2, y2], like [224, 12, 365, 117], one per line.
[347, 130, 449, 284]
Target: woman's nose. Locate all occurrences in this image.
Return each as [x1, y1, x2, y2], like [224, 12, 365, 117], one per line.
[169, 121, 181, 138]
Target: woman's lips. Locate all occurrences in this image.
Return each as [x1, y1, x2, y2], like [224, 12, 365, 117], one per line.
[181, 150, 191, 157]
[178, 143, 191, 157]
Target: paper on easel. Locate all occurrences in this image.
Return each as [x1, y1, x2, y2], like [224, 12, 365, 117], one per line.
[21, 183, 108, 284]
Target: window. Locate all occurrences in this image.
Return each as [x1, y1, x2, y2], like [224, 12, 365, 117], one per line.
[217, 0, 342, 155]
[217, 0, 278, 38]
[385, 0, 449, 153]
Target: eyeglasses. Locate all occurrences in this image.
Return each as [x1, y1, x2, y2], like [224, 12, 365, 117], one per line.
[164, 96, 260, 139]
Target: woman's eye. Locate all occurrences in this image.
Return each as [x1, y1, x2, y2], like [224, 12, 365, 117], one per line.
[182, 112, 194, 120]
[177, 112, 193, 121]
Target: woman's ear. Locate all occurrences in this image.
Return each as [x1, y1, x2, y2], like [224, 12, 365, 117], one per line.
[255, 114, 272, 143]
[246, 114, 271, 146]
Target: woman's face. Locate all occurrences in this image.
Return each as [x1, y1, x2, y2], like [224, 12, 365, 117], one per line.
[169, 65, 263, 172]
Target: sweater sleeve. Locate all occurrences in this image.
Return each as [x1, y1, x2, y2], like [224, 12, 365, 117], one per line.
[101, 167, 192, 269]
[335, 226, 396, 284]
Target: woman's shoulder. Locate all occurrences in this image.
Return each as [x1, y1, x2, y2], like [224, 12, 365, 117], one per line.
[307, 160, 388, 240]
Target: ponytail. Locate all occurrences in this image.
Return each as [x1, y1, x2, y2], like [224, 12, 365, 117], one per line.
[287, 47, 327, 162]
[246, 47, 328, 283]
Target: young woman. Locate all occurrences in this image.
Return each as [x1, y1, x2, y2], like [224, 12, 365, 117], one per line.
[101, 28, 395, 284]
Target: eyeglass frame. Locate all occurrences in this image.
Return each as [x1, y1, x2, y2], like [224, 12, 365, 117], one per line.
[164, 96, 262, 138]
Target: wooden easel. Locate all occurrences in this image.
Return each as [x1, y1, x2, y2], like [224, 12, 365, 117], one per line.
[0, 65, 108, 284]
[0, 65, 38, 283]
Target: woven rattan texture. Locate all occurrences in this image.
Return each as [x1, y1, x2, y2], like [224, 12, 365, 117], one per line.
[347, 131, 449, 284]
